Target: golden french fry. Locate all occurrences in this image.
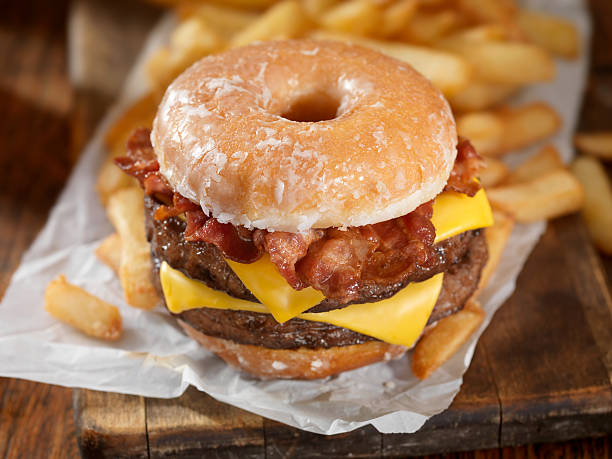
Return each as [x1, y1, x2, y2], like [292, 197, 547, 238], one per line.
[302, 0, 339, 19]
[45, 275, 122, 341]
[455, 0, 518, 24]
[170, 16, 225, 56]
[480, 156, 509, 188]
[96, 157, 136, 206]
[439, 24, 511, 44]
[320, 0, 382, 36]
[517, 10, 579, 59]
[456, 112, 503, 155]
[230, 0, 310, 48]
[505, 144, 564, 184]
[146, 48, 176, 93]
[400, 10, 461, 45]
[496, 103, 561, 154]
[486, 169, 584, 223]
[96, 233, 122, 275]
[574, 132, 612, 161]
[449, 81, 517, 112]
[477, 209, 514, 292]
[207, 0, 281, 8]
[104, 93, 158, 152]
[177, 3, 258, 40]
[441, 40, 555, 85]
[107, 188, 160, 310]
[571, 157, 612, 255]
[412, 300, 485, 380]
[459, 103, 561, 156]
[311, 31, 472, 95]
[379, 0, 418, 38]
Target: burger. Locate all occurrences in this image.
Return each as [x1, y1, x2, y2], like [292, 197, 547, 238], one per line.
[116, 39, 493, 379]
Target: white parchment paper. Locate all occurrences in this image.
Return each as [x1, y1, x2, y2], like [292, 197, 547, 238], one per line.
[0, 0, 590, 435]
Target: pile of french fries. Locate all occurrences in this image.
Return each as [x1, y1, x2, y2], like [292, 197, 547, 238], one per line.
[46, 0, 608, 381]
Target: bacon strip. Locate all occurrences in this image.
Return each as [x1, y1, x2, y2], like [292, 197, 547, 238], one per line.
[115, 128, 262, 263]
[444, 138, 483, 197]
[253, 229, 325, 290]
[116, 129, 482, 302]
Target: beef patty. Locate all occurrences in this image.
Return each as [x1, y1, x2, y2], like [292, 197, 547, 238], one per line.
[145, 195, 488, 349]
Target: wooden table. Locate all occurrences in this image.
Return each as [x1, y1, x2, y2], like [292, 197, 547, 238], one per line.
[1, 0, 612, 457]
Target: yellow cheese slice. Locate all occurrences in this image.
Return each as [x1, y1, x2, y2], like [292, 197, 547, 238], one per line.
[226, 255, 325, 323]
[160, 261, 268, 314]
[223, 189, 492, 322]
[300, 273, 443, 346]
[432, 188, 493, 243]
[160, 261, 443, 347]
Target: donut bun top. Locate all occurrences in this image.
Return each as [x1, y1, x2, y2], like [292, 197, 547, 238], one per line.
[151, 39, 457, 232]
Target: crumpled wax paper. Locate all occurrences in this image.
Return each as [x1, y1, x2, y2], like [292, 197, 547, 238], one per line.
[0, 0, 590, 435]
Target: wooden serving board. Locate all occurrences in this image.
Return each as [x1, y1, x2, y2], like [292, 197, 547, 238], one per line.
[70, 0, 612, 457]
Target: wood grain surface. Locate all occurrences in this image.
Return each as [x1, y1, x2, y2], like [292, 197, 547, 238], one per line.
[1, 0, 612, 458]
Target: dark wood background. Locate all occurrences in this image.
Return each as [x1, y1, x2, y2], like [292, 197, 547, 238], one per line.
[1, 0, 611, 457]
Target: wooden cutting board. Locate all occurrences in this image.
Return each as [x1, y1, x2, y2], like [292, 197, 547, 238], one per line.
[70, 0, 612, 457]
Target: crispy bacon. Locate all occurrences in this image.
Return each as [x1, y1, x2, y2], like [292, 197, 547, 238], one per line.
[186, 215, 262, 263]
[115, 129, 262, 263]
[294, 202, 435, 302]
[253, 229, 325, 290]
[444, 138, 484, 197]
[116, 129, 484, 302]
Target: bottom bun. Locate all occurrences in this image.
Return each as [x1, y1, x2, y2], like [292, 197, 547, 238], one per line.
[179, 320, 407, 379]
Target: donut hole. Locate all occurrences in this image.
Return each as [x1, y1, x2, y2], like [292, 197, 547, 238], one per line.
[280, 91, 341, 122]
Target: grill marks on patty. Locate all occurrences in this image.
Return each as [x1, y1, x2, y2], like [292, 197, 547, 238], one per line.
[145, 195, 488, 349]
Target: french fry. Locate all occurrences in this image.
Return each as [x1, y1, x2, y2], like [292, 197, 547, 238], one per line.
[177, 3, 258, 40]
[517, 10, 579, 59]
[104, 93, 158, 152]
[496, 103, 561, 154]
[146, 48, 176, 93]
[458, 103, 561, 156]
[170, 16, 225, 56]
[311, 31, 472, 95]
[107, 188, 160, 310]
[412, 300, 485, 380]
[96, 157, 136, 206]
[302, 0, 339, 19]
[455, 0, 517, 24]
[379, 0, 418, 38]
[96, 233, 122, 274]
[440, 40, 555, 85]
[477, 209, 514, 292]
[574, 132, 612, 161]
[320, 0, 382, 37]
[505, 144, 564, 184]
[400, 10, 461, 45]
[230, 0, 310, 48]
[486, 169, 584, 223]
[571, 157, 612, 255]
[449, 81, 517, 112]
[480, 156, 509, 188]
[45, 275, 122, 341]
[456, 111, 503, 155]
[439, 24, 511, 44]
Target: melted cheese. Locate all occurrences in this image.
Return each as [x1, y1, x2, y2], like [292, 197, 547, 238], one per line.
[432, 187, 493, 243]
[226, 255, 324, 323]
[159, 188, 493, 343]
[160, 261, 443, 347]
[223, 189, 492, 322]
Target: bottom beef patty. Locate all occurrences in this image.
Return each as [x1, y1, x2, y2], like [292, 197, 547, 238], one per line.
[145, 195, 488, 350]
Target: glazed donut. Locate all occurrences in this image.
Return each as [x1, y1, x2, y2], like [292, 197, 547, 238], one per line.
[179, 320, 407, 379]
[152, 39, 457, 232]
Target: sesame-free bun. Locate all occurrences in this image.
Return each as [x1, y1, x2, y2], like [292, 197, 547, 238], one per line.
[151, 39, 457, 232]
